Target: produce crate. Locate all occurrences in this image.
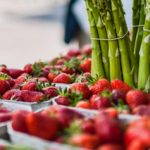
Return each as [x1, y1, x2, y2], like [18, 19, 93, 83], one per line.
[8, 124, 82, 150]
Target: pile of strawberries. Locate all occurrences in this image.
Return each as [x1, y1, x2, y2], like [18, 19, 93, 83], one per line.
[11, 106, 150, 150]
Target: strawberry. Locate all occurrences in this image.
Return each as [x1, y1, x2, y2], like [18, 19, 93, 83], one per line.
[26, 112, 59, 140]
[53, 73, 72, 84]
[0, 65, 9, 74]
[90, 94, 111, 110]
[67, 49, 81, 57]
[95, 112, 123, 143]
[81, 44, 92, 55]
[21, 90, 44, 102]
[55, 96, 71, 106]
[90, 79, 112, 95]
[111, 79, 131, 93]
[23, 64, 33, 74]
[42, 86, 58, 98]
[70, 83, 91, 99]
[22, 81, 37, 91]
[38, 77, 49, 82]
[8, 69, 24, 79]
[0, 113, 12, 122]
[69, 134, 99, 149]
[102, 108, 118, 119]
[133, 105, 150, 116]
[97, 144, 124, 150]
[126, 90, 147, 110]
[2, 89, 22, 100]
[80, 58, 91, 73]
[0, 145, 5, 150]
[76, 101, 91, 109]
[127, 140, 146, 150]
[12, 110, 29, 133]
[0, 73, 10, 95]
[48, 72, 57, 82]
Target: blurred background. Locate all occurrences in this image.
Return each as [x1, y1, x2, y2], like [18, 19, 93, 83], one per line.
[0, 0, 131, 68]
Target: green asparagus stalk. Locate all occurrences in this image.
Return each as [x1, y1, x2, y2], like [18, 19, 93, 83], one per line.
[110, 0, 134, 87]
[85, 0, 105, 78]
[138, 0, 150, 90]
[88, 0, 110, 80]
[97, 0, 122, 81]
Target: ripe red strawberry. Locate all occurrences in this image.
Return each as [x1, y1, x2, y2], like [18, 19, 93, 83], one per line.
[90, 79, 112, 95]
[55, 96, 71, 106]
[61, 67, 75, 75]
[97, 144, 124, 150]
[42, 86, 58, 98]
[126, 90, 147, 110]
[22, 81, 37, 91]
[2, 89, 22, 100]
[26, 112, 59, 140]
[95, 112, 123, 143]
[90, 94, 111, 110]
[8, 69, 25, 79]
[81, 44, 92, 55]
[0, 65, 9, 74]
[48, 72, 57, 82]
[21, 90, 44, 102]
[38, 77, 49, 82]
[67, 49, 81, 57]
[76, 101, 91, 109]
[12, 110, 29, 133]
[69, 134, 99, 149]
[133, 105, 150, 116]
[0, 113, 12, 123]
[0, 80, 10, 95]
[53, 73, 72, 84]
[80, 58, 91, 73]
[103, 108, 118, 119]
[70, 83, 91, 99]
[23, 64, 33, 74]
[111, 79, 131, 93]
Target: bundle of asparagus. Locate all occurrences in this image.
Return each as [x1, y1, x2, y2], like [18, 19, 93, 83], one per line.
[85, 0, 150, 91]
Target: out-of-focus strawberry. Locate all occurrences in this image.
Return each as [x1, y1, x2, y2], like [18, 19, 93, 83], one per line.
[76, 101, 91, 109]
[69, 134, 99, 149]
[127, 140, 146, 150]
[48, 72, 57, 82]
[42, 86, 58, 99]
[81, 44, 92, 55]
[97, 144, 124, 150]
[22, 81, 37, 91]
[23, 64, 33, 74]
[0, 113, 12, 123]
[14, 73, 29, 86]
[53, 73, 72, 84]
[80, 58, 91, 73]
[126, 90, 147, 110]
[111, 79, 131, 93]
[55, 96, 71, 106]
[21, 90, 44, 102]
[66, 49, 81, 57]
[12, 110, 29, 133]
[3, 89, 22, 100]
[0, 65, 9, 74]
[90, 94, 111, 110]
[70, 83, 91, 99]
[90, 79, 112, 95]
[102, 108, 118, 119]
[26, 112, 59, 140]
[133, 105, 150, 116]
[95, 112, 123, 143]
[7, 69, 25, 79]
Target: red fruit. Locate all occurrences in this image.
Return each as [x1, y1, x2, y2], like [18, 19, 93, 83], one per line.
[62, 67, 75, 75]
[76, 101, 91, 109]
[26, 112, 58, 140]
[53, 73, 72, 84]
[0, 65, 9, 74]
[38, 77, 49, 82]
[0, 80, 10, 95]
[48, 73, 57, 82]
[97, 144, 124, 150]
[80, 58, 91, 73]
[12, 110, 29, 133]
[22, 81, 37, 91]
[146, 93, 150, 103]
[81, 119, 95, 134]
[14, 73, 29, 85]
[0, 108, 11, 113]
[21, 90, 44, 102]
[90, 95, 111, 110]
[90, 79, 112, 95]
[125, 118, 150, 147]
[103, 108, 118, 118]
[70, 83, 91, 99]
[0, 113, 12, 122]
[127, 140, 146, 150]
[95, 112, 123, 143]
[0, 144, 5, 150]
[111, 79, 131, 93]
[133, 105, 150, 116]
[42, 86, 58, 98]
[81, 44, 92, 55]
[56, 59, 65, 65]
[8, 69, 24, 79]
[70, 134, 99, 149]
[126, 90, 147, 110]
[56, 108, 83, 128]
[55, 96, 71, 106]
[67, 49, 81, 57]
[2, 89, 22, 100]
[24, 64, 33, 74]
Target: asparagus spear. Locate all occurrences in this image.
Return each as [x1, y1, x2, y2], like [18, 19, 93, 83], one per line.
[88, 0, 110, 80]
[97, 0, 122, 81]
[85, 0, 105, 78]
[138, 0, 150, 90]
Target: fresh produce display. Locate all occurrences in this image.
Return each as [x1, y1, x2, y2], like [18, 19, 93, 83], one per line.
[85, 0, 150, 91]
[8, 106, 150, 150]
